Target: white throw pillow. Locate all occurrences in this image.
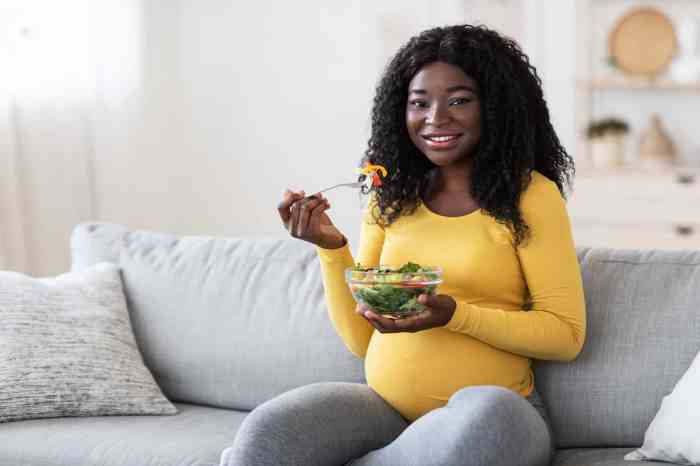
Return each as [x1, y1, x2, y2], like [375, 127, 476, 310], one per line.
[0, 263, 177, 423]
[624, 350, 700, 464]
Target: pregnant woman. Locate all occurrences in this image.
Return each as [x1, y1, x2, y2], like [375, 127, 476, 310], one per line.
[227, 24, 586, 466]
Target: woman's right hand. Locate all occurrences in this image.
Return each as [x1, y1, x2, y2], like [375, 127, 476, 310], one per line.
[277, 189, 347, 249]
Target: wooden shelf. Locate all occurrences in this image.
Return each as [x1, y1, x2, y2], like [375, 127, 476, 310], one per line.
[591, 0, 697, 2]
[579, 77, 700, 90]
[575, 164, 699, 180]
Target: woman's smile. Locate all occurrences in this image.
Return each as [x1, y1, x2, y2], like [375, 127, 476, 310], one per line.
[421, 133, 464, 151]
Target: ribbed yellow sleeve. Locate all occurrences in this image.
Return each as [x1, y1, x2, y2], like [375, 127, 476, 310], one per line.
[315, 195, 384, 358]
[445, 177, 587, 361]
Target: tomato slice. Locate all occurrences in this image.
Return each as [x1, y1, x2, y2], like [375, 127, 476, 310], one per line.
[401, 282, 426, 288]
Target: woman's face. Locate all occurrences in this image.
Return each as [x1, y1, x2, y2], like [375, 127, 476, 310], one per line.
[405, 61, 482, 166]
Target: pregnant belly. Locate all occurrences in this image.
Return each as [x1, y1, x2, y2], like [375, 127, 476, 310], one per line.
[364, 327, 532, 421]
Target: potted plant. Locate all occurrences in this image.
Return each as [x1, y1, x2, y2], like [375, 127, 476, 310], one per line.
[586, 117, 630, 169]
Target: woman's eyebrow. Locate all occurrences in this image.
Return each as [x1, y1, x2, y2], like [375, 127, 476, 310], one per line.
[409, 85, 477, 94]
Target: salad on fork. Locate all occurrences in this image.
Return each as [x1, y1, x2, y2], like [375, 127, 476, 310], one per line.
[278, 162, 388, 250]
[303, 163, 388, 199]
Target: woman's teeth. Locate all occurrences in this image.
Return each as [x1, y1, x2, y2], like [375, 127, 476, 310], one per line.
[426, 135, 459, 142]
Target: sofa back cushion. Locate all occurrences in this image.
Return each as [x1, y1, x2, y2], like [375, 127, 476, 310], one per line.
[70, 223, 365, 411]
[533, 248, 700, 448]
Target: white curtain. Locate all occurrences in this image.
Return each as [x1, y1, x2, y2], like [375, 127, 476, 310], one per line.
[0, 31, 27, 272]
[0, 0, 143, 275]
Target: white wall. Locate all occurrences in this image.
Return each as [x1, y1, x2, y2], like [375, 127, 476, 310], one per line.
[90, 0, 195, 234]
[173, 0, 476, 245]
[175, 0, 370, 240]
[0, 0, 579, 275]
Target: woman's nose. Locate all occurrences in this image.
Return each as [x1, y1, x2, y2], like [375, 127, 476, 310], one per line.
[426, 102, 450, 126]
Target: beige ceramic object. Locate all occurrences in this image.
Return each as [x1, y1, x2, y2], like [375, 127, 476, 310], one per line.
[609, 8, 678, 76]
[639, 114, 676, 169]
[591, 134, 626, 169]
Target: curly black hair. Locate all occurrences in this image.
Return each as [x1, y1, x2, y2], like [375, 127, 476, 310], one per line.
[359, 24, 575, 247]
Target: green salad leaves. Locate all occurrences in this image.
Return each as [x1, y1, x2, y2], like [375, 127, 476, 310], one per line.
[350, 262, 439, 318]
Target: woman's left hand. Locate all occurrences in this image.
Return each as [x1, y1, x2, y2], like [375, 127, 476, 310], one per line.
[357, 294, 457, 333]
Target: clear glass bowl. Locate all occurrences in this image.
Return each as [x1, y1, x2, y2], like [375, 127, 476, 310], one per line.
[344, 265, 443, 319]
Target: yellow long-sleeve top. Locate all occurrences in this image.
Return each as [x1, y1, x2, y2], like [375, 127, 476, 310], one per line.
[315, 170, 586, 421]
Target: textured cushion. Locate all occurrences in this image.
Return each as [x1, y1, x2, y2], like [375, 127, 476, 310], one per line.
[624, 348, 700, 464]
[533, 248, 700, 448]
[69, 223, 365, 411]
[0, 402, 245, 466]
[0, 262, 177, 423]
[553, 448, 672, 466]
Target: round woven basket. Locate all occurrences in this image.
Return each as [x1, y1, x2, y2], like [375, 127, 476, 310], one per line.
[609, 7, 678, 76]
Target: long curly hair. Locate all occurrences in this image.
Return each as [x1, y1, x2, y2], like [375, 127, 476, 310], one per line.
[359, 24, 575, 247]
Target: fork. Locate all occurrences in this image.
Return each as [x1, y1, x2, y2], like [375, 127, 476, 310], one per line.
[302, 181, 365, 200]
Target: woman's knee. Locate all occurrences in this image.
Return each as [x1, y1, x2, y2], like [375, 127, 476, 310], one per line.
[336, 386, 552, 466]
[445, 385, 552, 466]
[226, 382, 407, 466]
[447, 385, 550, 436]
[238, 382, 379, 436]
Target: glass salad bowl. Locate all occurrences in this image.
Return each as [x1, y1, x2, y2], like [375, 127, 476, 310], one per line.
[345, 262, 443, 319]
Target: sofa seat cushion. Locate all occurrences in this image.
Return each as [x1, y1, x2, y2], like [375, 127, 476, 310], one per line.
[553, 447, 674, 466]
[0, 403, 246, 466]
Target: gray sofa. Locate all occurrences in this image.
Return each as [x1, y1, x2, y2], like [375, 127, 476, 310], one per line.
[1, 222, 699, 466]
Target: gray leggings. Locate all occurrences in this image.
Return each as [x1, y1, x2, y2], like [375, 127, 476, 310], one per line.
[221, 383, 554, 466]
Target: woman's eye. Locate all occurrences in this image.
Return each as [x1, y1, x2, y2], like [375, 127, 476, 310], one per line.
[408, 100, 428, 108]
[449, 97, 471, 106]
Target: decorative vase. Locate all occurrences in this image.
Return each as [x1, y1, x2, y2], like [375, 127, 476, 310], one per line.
[669, 17, 700, 83]
[639, 114, 676, 170]
[590, 133, 625, 169]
